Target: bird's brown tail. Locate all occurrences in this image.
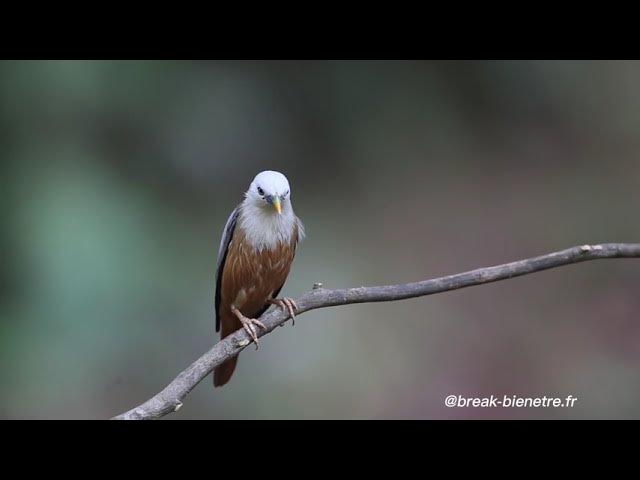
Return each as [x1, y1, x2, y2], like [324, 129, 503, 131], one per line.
[214, 355, 238, 387]
[214, 314, 241, 387]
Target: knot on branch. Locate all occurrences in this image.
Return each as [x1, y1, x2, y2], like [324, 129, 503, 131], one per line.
[580, 244, 603, 253]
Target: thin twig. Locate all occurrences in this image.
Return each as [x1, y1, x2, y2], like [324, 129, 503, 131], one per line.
[112, 243, 640, 420]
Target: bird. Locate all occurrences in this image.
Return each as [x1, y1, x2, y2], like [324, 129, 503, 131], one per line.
[213, 170, 304, 387]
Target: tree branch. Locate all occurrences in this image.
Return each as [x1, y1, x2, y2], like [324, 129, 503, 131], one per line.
[112, 243, 640, 420]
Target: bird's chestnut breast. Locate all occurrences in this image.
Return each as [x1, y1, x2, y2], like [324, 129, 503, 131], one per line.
[220, 226, 297, 318]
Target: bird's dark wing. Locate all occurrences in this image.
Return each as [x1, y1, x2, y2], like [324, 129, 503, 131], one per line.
[215, 206, 240, 332]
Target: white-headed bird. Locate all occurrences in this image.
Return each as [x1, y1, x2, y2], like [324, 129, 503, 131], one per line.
[213, 171, 304, 387]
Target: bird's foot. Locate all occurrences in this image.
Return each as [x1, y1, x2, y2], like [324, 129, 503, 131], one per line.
[231, 306, 266, 350]
[268, 297, 298, 325]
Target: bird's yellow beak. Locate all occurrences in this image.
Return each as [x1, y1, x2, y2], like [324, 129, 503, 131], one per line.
[272, 196, 282, 214]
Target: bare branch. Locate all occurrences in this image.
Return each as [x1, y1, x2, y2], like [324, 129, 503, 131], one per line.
[112, 243, 640, 420]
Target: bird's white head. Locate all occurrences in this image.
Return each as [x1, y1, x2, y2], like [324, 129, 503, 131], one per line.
[245, 170, 292, 215]
[239, 170, 303, 250]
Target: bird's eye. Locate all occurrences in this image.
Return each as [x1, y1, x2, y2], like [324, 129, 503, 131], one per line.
[257, 187, 264, 196]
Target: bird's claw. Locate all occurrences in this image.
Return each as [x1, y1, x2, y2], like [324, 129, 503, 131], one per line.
[269, 297, 298, 325]
[239, 317, 267, 350]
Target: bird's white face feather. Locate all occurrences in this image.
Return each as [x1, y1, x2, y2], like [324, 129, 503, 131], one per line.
[238, 170, 304, 250]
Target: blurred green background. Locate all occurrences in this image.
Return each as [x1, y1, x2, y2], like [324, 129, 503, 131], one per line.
[1, 60, 639, 419]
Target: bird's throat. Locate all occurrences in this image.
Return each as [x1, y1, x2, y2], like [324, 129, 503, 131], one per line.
[238, 201, 297, 251]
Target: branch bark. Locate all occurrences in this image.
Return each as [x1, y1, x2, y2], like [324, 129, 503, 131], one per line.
[112, 243, 640, 420]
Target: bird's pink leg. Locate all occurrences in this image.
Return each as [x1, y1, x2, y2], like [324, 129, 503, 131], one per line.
[231, 305, 267, 350]
[268, 297, 298, 325]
